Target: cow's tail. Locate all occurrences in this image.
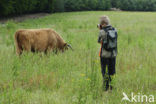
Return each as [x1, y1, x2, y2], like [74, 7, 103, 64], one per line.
[14, 31, 22, 55]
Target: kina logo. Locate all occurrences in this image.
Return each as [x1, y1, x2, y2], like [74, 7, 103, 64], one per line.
[121, 92, 154, 103]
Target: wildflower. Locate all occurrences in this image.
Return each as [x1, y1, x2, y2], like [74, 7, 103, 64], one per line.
[86, 78, 91, 81]
[80, 74, 85, 77]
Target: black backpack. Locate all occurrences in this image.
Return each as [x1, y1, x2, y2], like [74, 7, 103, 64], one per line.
[102, 26, 117, 52]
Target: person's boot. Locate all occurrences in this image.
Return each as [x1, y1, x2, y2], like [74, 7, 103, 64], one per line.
[109, 75, 114, 91]
[106, 79, 109, 91]
[102, 76, 109, 91]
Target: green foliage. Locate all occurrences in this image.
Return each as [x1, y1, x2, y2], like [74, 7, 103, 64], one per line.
[0, 0, 14, 16]
[112, 0, 156, 11]
[64, 0, 111, 11]
[97, 0, 106, 10]
[1, 0, 156, 17]
[97, 0, 111, 10]
[0, 0, 55, 16]
[64, 0, 156, 12]
[88, 0, 98, 10]
[53, 0, 64, 12]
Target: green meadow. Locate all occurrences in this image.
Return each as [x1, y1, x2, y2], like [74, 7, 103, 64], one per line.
[0, 11, 156, 104]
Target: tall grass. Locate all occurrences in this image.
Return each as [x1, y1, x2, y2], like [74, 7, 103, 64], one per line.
[0, 11, 156, 104]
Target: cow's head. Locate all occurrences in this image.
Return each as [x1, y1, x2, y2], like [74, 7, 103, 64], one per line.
[64, 43, 73, 51]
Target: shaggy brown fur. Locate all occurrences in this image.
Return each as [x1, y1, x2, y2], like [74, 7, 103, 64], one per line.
[14, 28, 69, 55]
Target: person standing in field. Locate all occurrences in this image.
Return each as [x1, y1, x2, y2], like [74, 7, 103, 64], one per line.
[97, 16, 118, 91]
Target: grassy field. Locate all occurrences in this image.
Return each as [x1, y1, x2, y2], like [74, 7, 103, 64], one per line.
[0, 11, 156, 104]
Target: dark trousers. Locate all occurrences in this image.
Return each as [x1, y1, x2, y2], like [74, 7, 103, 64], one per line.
[100, 57, 116, 77]
[100, 57, 116, 90]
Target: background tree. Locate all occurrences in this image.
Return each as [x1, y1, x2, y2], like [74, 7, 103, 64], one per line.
[97, 0, 106, 10]
[53, 0, 64, 12]
[1, 0, 156, 17]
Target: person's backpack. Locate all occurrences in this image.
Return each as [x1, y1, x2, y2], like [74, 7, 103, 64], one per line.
[102, 26, 117, 53]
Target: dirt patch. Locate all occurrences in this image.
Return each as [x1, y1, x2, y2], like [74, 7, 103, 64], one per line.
[0, 13, 50, 23]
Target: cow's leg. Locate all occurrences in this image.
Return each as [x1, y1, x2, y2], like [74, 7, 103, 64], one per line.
[16, 47, 23, 55]
[24, 45, 31, 52]
[15, 39, 23, 55]
[23, 42, 31, 53]
[46, 45, 55, 54]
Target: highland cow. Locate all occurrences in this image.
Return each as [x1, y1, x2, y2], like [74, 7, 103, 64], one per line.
[14, 29, 72, 55]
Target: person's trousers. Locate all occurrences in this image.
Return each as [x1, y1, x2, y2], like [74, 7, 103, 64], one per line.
[100, 57, 116, 77]
[100, 57, 116, 90]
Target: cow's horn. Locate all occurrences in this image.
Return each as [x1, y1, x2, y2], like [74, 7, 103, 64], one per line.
[67, 44, 73, 51]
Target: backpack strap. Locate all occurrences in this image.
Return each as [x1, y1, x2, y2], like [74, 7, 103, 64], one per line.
[103, 25, 113, 31]
[102, 26, 113, 51]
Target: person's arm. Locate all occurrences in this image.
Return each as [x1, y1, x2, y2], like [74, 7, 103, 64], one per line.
[98, 30, 106, 43]
[98, 31, 102, 43]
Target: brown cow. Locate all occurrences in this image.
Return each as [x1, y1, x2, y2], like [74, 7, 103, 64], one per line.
[14, 28, 72, 55]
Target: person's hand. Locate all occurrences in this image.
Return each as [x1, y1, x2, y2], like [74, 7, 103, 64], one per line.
[97, 24, 101, 30]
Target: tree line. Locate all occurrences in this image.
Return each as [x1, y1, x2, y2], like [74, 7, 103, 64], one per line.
[0, 0, 156, 17]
